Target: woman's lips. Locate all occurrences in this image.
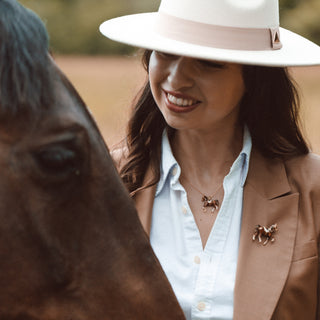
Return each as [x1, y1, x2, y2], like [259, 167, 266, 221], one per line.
[163, 90, 200, 113]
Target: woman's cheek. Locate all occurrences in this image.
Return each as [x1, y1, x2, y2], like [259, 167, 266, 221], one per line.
[149, 54, 163, 104]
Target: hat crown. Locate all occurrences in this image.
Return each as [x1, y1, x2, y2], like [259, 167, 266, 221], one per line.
[100, 0, 320, 66]
[159, 0, 280, 28]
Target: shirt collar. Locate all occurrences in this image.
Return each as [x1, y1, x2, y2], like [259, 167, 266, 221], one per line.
[156, 130, 179, 196]
[239, 125, 252, 187]
[156, 126, 252, 196]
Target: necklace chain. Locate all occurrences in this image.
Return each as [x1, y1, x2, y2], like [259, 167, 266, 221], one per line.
[181, 175, 223, 213]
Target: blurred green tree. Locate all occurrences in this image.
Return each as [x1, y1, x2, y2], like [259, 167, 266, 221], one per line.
[280, 0, 320, 45]
[279, 0, 302, 10]
[19, 0, 319, 55]
[20, 0, 160, 54]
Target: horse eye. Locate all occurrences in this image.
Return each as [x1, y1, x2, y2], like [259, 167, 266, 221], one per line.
[34, 145, 81, 176]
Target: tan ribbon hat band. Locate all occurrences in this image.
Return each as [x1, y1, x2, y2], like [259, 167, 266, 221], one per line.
[156, 13, 282, 51]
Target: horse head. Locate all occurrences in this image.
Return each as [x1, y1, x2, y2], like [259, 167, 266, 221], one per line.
[0, 1, 184, 319]
[270, 223, 278, 232]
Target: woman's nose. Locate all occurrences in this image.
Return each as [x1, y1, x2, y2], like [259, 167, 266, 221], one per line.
[167, 57, 195, 89]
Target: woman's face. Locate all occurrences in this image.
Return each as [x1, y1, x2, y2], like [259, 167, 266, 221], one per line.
[149, 51, 245, 132]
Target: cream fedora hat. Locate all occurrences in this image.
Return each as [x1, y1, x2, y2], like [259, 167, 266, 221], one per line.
[99, 0, 320, 67]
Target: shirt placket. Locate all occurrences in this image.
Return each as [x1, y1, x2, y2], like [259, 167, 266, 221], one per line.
[191, 161, 242, 319]
[171, 167, 206, 309]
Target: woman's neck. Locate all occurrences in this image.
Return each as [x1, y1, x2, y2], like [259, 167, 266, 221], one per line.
[171, 124, 243, 188]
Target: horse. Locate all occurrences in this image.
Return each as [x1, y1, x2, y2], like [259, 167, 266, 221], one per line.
[0, 1, 185, 319]
[252, 224, 278, 246]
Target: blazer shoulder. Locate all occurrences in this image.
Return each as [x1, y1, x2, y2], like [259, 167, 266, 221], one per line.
[285, 153, 320, 237]
[285, 152, 320, 188]
[110, 145, 128, 172]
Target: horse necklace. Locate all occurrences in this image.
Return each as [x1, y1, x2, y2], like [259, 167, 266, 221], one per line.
[182, 176, 223, 213]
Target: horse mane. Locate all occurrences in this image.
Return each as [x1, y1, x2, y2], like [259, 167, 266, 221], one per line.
[0, 0, 54, 119]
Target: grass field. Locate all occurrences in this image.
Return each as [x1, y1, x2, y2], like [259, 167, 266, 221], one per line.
[55, 56, 320, 154]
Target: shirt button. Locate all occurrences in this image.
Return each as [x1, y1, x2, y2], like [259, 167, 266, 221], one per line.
[194, 256, 201, 264]
[182, 206, 188, 215]
[172, 166, 178, 176]
[197, 302, 206, 311]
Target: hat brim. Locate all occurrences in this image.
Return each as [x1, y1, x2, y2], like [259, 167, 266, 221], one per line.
[100, 13, 320, 67]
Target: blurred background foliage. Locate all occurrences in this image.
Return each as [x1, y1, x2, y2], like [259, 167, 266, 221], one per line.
[19, 0, 320, 55]
[19, 0, 160, 54]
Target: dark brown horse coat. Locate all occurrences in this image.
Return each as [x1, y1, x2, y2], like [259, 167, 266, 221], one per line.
[0, 90, 185, 319]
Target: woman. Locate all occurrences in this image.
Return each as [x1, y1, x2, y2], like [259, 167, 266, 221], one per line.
[100, 0, 320, 319]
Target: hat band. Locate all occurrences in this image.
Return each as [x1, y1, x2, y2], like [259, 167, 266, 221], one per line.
[156, 13, 282, 51]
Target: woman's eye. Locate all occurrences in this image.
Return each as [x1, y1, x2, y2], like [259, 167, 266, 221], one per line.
[198, 59, 226, 69]
[155, 51, 177, 59]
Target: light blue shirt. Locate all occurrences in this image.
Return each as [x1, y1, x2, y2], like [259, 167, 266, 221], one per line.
[150, 127, 252, 320]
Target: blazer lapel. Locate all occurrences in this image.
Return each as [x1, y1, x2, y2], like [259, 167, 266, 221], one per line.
[234, 150, 299, 320]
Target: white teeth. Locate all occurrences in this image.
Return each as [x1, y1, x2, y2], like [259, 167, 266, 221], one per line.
[177, 98, 183, 105]
[171, 95, 177, 104]
[167, 93, 197, 107]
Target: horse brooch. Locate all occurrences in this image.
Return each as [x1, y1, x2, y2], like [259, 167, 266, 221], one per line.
[252, 223, 278, 246]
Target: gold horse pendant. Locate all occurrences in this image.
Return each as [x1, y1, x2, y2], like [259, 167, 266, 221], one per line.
[201, 196, 219, 213]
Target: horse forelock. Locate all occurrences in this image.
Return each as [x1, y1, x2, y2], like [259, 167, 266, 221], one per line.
[0, 0, 54, 120]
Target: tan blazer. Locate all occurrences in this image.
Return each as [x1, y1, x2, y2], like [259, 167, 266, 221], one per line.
[116, 149, 320, 320]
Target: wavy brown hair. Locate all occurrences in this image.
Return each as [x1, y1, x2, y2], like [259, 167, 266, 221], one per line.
[119, 50, 309, 196]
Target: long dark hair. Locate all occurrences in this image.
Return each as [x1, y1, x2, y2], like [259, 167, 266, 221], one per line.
[120, 50, 309, 195]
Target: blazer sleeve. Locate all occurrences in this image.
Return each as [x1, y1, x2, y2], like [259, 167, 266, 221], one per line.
[285, 152, 320, 319]
[308, 154, 320, 318]
[312, 173, 320, 318]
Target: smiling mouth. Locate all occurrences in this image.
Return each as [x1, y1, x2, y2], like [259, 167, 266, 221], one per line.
[166, 93, 199, 107]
